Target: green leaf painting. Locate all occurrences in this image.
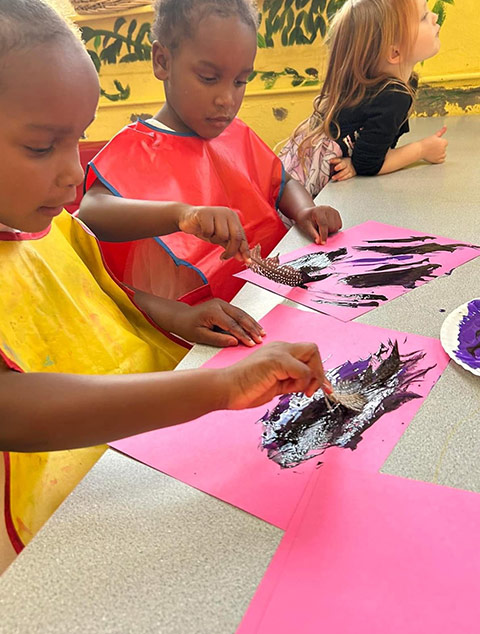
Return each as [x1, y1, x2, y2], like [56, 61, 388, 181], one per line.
[81, 19, 152, 67]
[79, 0, 454, 101]
[261, 0, 347, 47]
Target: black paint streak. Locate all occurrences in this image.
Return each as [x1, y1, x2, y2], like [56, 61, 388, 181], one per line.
[355, 242, 473, 257]
[260, 341, 434, 469]
[311, 290, 388, 308]
[363, 236, 436, 244]
[343, 262, 441, 289]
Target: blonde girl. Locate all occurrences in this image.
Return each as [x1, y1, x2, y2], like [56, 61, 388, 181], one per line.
[280, 0, 447, 197]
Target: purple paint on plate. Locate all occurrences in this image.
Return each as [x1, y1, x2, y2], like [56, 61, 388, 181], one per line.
[455, 299, 480, 369]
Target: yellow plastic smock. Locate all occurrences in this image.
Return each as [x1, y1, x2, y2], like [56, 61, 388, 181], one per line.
[0, 211, 186, 552]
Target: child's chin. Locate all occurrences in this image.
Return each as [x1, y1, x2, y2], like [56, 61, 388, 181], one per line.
[21, 215, 56, 234]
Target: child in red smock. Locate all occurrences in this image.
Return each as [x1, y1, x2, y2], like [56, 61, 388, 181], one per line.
[80, 0, 342, 303]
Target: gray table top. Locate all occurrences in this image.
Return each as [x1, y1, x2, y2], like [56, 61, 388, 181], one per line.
[1, 115, 479, 634]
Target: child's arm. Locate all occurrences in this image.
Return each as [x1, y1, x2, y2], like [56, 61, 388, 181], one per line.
[0, 341, 331, 452]
[378, 126, 448, 175]
[79, 182, 250, 263]
[277, 175, 342, 245]
[330, 125, 448, 180]
[133, 290, 265, 347]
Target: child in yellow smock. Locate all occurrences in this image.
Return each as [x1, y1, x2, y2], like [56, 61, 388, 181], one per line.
[0, 0, 331, 573]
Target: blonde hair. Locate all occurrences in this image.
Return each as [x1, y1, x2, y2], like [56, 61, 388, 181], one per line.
[291, 0, 419, 162]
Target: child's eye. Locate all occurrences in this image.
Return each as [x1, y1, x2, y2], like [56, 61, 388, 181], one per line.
[25, 145, 53, 155]
[199, 75, 217, 83]
[235, 80, 248, 87]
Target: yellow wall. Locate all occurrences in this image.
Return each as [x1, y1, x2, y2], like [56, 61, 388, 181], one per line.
[74, 0, 480, 148]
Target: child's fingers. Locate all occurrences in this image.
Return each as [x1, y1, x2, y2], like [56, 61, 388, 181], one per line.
[196, 212, 215, 239]
[320, 225, 329, 244]
[314, 219, 328, 245]
[303, 221, 322, 245]
[237, 239, 251, 264]
[223, 303, 265, 342]
[209, 311, 258, 347]
[435, 125, 447, 137]
[220, 217, 248, 261]
[201, 329, 241, 348]
[331, 166, 346, 181]
[334, 167, 354, 182]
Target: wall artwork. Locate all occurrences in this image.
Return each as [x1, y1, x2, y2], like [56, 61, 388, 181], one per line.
[236, 221, 480, 321]
[111, 305, 449, 529]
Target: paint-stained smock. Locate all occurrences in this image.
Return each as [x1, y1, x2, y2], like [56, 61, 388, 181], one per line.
[0, 212, 186, 561]
[85, 118, 288, 303]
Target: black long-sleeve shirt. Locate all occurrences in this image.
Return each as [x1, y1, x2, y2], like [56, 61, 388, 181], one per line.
[332, 84, 413, 176]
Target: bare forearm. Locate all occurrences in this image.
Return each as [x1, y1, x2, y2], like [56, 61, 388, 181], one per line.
[0, 369, 226, 452]
[378, 142, 423, 175]
[277, 177, 314, 221]
[133, 290, 188, 333]
[79, 188, 191, 241]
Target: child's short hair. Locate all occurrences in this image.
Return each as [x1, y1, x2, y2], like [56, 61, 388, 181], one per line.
[0, 0, 80, 58]
[151, 0, 259, 50]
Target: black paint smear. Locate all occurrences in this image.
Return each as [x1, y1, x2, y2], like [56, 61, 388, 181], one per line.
[253, 236, 476, 307]
[355, 242, 473, 257]
[343, 262, 441, 289]
[367, 257, 430, 272]
[363, 236, 436, 244]
[259, 341, 434, 469]
[311, 290, 388, 308]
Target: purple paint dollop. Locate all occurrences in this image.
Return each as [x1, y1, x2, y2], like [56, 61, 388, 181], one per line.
[455, 300, 480, 369]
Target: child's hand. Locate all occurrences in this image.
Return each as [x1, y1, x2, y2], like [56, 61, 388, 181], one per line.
[420, 126, 448, 164]
[178, 205, 251, 264]
[330, 157, 357, 181]
[221, 341, 332, 410]
[295, 205, 342, 245]
[174, 299, 265, 347]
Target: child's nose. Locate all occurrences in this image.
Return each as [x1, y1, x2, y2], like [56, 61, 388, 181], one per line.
[214, 88, 235, 110]
[432, 11, 438, 24]
[57, 148, 84, 189]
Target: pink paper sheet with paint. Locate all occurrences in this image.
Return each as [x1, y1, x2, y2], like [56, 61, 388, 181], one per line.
[111, 305, 449, 529]
[236, 221, 480, 321]
[236, 467, 480, 634]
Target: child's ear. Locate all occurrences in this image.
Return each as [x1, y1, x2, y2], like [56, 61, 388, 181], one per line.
[387, 44, 402, 66]
[152, 41, 171, 80]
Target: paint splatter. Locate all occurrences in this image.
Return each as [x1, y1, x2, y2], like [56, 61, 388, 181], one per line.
[259, 340, 434, 469]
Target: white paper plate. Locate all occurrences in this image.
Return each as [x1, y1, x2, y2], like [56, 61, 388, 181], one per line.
[440, 298, 480, 376]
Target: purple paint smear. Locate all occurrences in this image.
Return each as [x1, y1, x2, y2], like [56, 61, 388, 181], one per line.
[260, 341, 434, 469]
[455, 299, 480, 369]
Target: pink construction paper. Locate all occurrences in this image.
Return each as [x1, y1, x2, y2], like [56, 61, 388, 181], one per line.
[237, 467, 480, 634]
[236, 221, 480, 321]
[111, 305, 449, 529]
